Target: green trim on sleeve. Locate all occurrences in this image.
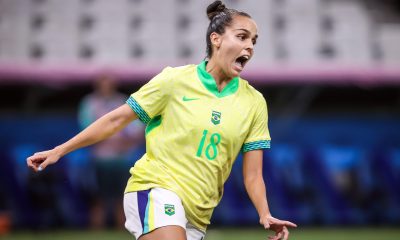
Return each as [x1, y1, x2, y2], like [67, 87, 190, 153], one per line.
[242, 140, 271, 153]
[126, 96, 151, 124]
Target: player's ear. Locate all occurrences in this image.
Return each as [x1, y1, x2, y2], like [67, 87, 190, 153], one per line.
[210, 32, 222, 49]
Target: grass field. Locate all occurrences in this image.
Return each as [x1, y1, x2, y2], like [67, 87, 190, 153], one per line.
[1, 228, 400, 240]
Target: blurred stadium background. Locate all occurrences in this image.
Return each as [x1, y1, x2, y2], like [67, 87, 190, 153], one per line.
[0, 0, 400, 239]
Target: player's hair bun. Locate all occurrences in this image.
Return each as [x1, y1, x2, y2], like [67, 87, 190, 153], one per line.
[207, 1, 227, 21]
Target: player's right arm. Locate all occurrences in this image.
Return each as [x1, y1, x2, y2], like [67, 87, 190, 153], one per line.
[26, 104, 137, 172]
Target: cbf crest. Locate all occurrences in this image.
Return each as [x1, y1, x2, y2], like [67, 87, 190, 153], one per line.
[164, 204, 175, 216]
[211, 110, 221, 125]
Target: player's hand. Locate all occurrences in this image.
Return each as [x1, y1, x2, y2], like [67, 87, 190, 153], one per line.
[260, 215, 297, 240]
[26, 148, 62, 172]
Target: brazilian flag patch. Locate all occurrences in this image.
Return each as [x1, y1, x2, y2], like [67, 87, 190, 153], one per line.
[211, 110, 221, 125]
[164, 204, 175, 216]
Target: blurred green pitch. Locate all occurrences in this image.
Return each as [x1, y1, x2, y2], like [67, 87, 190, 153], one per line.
[1, 228, 399, 240]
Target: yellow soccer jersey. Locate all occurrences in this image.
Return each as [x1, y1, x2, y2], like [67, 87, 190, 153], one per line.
[125, 61, 271, 231]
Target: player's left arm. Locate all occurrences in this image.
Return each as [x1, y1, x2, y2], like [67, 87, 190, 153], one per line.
[243, 149, 297, 240]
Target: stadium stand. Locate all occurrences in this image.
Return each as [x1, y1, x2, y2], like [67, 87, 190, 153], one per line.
[0, 0, 399, 66]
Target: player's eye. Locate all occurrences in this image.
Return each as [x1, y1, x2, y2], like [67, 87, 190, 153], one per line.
[237, 34, 246, 41]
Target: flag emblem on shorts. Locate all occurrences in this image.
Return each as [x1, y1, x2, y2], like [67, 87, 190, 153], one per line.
[164, 204, 175, 216]
[211, 111, 221, 125]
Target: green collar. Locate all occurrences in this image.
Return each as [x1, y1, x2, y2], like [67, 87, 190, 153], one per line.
[196, 61, 239, 98]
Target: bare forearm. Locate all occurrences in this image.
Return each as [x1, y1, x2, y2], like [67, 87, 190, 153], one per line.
[243, 150, 271, 220]
[244, 175, 271, 219]
[56, 104, 136, 157]
[241, 145, 297, 237]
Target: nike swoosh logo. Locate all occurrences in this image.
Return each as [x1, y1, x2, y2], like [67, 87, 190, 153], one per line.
[182, 96, 200, 101]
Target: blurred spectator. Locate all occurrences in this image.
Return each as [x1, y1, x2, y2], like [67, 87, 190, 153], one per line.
[78, 74, 144, 229]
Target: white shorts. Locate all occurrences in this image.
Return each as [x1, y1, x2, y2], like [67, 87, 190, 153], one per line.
[124, 188, 206, 240]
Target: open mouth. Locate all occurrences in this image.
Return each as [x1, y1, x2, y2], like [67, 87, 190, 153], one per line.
[234, 55, 250, 69]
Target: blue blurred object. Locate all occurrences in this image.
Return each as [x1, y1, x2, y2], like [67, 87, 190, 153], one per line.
[11, 144, 39, 190]
[372, 147, 400, 223]
[264, 144, 313, 224]
[307, 145, 372, 225]
[7, 143, 41, 228]
[62, 148, 95, 227]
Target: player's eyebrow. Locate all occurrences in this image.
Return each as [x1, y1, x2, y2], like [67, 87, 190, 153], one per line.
[236, 28, 258, 40]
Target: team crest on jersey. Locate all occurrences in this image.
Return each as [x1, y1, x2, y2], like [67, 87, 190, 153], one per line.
[211, 110, 221, 125]
[164, 204, 175, 216]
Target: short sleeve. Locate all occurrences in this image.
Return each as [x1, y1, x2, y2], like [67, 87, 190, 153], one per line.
[242, 96, 271, 152]
[126, 67, 172, 124]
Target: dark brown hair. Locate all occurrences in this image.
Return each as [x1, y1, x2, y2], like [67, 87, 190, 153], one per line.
[205, 1, 251, 58]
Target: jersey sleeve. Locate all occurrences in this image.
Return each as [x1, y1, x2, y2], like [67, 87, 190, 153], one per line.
[126, 67, 172, 124]
[242, 96, 271, 152]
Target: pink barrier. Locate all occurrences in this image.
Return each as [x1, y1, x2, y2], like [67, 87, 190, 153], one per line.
[0, 62, 160, 86]
[0, 62, 399, 86]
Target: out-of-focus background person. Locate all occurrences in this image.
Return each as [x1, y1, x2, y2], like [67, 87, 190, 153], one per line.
[78, 74, 145, 229]
[0, 0, 399, 239]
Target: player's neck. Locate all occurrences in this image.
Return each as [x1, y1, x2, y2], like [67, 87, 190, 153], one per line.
[206, 60, 232, 92]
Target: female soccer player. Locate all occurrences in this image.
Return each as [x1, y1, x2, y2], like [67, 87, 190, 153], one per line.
[27, 1, 297, 239]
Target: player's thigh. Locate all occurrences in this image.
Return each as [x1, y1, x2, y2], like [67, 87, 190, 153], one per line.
[124, 188, 188, 240]
[139, 225, 186, 240]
